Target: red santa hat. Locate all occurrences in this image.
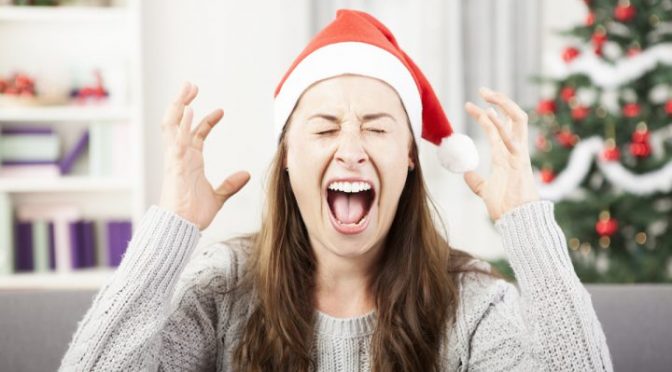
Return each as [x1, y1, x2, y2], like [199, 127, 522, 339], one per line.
[274, 9, 479, 173]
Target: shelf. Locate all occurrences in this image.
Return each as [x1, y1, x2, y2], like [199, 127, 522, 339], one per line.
[0, 105, 131, 122]
[0, 267, 115, 290]
[0, 176, 133, 192]
[0, 5, 128, 23]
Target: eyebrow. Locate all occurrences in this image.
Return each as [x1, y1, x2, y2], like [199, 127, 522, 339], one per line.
[307, 112, 397, 122]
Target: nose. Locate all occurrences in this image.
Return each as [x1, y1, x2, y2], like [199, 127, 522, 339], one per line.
[334, 129, 368, 169]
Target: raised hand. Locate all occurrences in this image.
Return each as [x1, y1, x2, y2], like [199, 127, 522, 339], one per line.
[158, 82, 250, 230]
[463, 87, 540, 221]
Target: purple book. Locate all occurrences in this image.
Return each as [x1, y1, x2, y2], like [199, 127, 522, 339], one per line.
[69, 221, 83, 269]
[15, 221, 34, 272]
[107, 220, 132, 267]
[48, 221, 56, 270]
[1, 126, 53, 135]
[81, 220, 96, 268]
[59, 129, 89, 175]
[1, 160, 58, 166]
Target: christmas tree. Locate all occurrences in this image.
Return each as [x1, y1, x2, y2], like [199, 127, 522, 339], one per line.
[492, 0, 672, 283]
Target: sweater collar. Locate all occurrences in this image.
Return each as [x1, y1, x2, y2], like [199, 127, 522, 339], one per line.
[314, 309, 377, 338]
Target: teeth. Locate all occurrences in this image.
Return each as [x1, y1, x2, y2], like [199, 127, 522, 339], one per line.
[328, 181, 372, 193]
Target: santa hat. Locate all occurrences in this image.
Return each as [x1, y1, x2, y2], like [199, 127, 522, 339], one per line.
[273, 9, 478, 173]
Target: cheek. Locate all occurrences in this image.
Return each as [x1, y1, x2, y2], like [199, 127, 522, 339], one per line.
[370, 147, 409, 203]
[286, 144, 331, 212]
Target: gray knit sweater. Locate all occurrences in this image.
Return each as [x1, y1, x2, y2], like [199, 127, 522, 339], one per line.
[59, 200, 613, 371]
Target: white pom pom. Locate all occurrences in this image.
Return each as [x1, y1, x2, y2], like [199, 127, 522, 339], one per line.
[437, 133, 479, 173]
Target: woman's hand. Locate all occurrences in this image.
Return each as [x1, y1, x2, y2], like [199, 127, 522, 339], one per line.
[158, 82, 250, 230]
[463, 87, 540, 221]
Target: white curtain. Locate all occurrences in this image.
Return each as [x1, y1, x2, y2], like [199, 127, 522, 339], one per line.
[311, 0, 542, 259]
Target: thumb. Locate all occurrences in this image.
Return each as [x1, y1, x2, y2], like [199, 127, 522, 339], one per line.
[463, 171, 486, 197]
[214, 170, 251, 204]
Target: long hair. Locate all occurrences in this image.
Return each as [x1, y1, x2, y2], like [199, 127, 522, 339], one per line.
[231, 126, 501, 371]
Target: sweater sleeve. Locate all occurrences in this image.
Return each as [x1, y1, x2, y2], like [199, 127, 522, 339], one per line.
[58, 205, 220, 371]
[464, 200, 613, 371]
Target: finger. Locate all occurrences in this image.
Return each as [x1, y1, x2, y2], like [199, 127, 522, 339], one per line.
[193, 109, 225, 150]
[486, 107, 520, 155]
[214, 171, 251, 203]
[465, 102, 506, 152]
[463, 171, 486, 197]
[161, 82, 199, 137]
[177, 106, 194, 152]
[478, 87, 528, 140]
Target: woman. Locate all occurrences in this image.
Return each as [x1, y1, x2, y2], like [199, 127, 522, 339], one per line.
[60, 9, 612, 372]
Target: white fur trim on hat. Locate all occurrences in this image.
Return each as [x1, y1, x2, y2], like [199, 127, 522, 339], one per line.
[437, 133, 479, 173]
[273, 41, 422, 144]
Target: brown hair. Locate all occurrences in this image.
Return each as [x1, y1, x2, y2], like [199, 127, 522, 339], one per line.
[231, 127, 501, 371]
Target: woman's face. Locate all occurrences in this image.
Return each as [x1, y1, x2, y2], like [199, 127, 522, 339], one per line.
[285, 75, 415, 259]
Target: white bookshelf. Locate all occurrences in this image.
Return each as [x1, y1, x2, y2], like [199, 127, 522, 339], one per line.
[0, 0, 145, 290]
[0, 4, 128, 22]
[0, 105, 131, 122]
[0, 176, 133, 193]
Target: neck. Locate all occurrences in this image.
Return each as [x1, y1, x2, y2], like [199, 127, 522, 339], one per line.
[311, 239, 382, 318]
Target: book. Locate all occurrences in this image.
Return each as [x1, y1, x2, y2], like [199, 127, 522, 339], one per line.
[48, 221, 56, 271]
[16, 204, 81, 273]
[69, 220, 97, 269]
[108, 220, 132, 267]
[0, 126, 53, 135]
[81, 220, 96, 268]
[0, 192, 14, 275]
[94, 218, 109, 267]
[0, 133, 61, 162]
[31, 219, 50, 273]
[89, 122, 112, 177]
[14, 221, 33, 272]
[0, 163, 61, 178]
[59, 129, 89, 175]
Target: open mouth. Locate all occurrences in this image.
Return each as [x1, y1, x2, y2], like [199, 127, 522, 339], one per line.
[326, 180, 375, 234]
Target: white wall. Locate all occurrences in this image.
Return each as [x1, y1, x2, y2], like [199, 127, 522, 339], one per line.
[141, 0, 586, 258]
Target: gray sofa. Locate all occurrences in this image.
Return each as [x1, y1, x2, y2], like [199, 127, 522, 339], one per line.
[1, 285, 671, 371]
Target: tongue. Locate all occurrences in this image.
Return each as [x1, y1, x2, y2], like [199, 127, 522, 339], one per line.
[332, 192, 367, 224]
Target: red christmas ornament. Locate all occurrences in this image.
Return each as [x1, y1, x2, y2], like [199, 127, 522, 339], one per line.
[586, 11, 595, 26]
[560, 86, 576, 102]
[614, 3, 637, 22]
[571, 105, 590, 120]
[664, 100, 672, 116]
[622, 102, 640, 118]
[540, 168, 556, 183]
[601, 143, 621, 161]
[536, 100, 556, 115]
[627, 46, 641, 57]
[592, 31, 607, 48]
[555, 129, 578, 148]
[595, 214, 619, 237]
[629, 142, 651, 158]
[562, 47, 581, 63]
[632, 127, 649, 143]
[629, 126, 651, 158]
